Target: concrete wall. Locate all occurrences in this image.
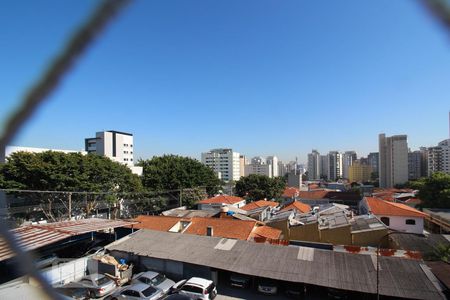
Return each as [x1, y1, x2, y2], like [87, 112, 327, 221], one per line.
[40, 257, 89, 285]
[267, 219, 290, 240]
[377, 215, 424, 234]
[320, 225, 352, 245]
[352, 228, 389, 247]
[289, 223, 320, 242]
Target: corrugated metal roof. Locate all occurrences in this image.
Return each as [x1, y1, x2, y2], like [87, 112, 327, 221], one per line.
[107, 229, 445, 300]
[0, 218, 138, 262]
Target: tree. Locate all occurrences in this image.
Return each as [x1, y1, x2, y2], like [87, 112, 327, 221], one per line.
[235, 174, 286, 201]
[416, 172, 450, 209]
[0, 151, 143, 220]
[138, 155, 221, 207]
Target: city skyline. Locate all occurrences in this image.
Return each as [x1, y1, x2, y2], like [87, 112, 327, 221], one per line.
[2, 1, 450, 162]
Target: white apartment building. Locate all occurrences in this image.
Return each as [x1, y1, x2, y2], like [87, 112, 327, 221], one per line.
[342, 151, 357, 179]
[307, 150, 320, 180]
[427, 139, 450, 176]
[85, 130, 142, 175]
[244, 163, 272, 177]
[3, 146, 86, 162]
[266, 156, 279, 177]
[328, 151, 343, 181]
[201, 148, 241, 182]
[379, 134, 408, 188]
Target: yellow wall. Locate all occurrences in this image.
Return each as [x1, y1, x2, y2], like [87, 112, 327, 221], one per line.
[290, 223, 320, 242]
[319, 225, 352, 245]
[352, 228, 389, 247]
[349, 163, 372, 182]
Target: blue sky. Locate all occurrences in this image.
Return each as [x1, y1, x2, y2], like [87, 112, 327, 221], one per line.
[1, 0, 449, 163]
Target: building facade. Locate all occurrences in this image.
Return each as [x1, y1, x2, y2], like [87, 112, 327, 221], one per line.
[201, 148, 241, 182]
[408, 150, 425, 180]
[84, 130, 142, 175]
[307, 150, 321, 180]
[266, 156, 279, 177]
[320, 155, 328, 180]
[379, 134, 408, 188]
[427, 139, 450, 176]
[348, 160, 372, 183]
[367, 152, 379, 175]
[327, 151, 342, 181]
[342, 151, 357, 180]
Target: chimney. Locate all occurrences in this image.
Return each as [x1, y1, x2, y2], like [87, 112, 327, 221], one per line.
[206, 226, 213, 237]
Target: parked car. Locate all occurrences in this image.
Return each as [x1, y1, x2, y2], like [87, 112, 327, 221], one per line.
[54, 285, 90, 300]
[257, 278, 278, 295]
[229, 273, 251, 288]
[34, 253, 58, 269]
[110, 283, 164, 300]
[283, 282, 305, 298]
[172, 277, 217, 300]
[132, 271, 175, 294]
[161, 294, 192, 300]
[72, 273, 117, 298]
[84, 246, 105, 256]
[327, 288, 349, 299]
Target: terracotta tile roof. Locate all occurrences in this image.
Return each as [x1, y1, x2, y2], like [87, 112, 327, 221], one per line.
[250, 225, 282, 240]
[282, 187, 299, 198]
[241, 200, 279, 211]
[364, 197, 428, 218]
[298, 190, 330, 200]
[184, 217, 256, 240]
[404, 198, 422, 205]
[198, 195, 244, 205]
[133, 215, 181, 231]
[280, 201, 311, 213]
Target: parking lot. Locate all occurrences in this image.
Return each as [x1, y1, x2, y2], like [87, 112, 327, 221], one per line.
[215, 284, 328, 300]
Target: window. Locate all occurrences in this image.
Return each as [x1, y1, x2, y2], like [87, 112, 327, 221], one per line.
[380, 217, 390, 226]
[405, 219, 416, 225]
[122, 290, 140, 297]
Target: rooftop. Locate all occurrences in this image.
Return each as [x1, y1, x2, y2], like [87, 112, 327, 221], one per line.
[198, 195, 244, 205]
[282, 187, 299, 198]
[280, 201, 311, 213]
[350, 214, 388, 233]
[107, 229, 444, 300]
[0, 218, 138, 262]
[365, 197, 428, 218]
[241, 200, 279, 211]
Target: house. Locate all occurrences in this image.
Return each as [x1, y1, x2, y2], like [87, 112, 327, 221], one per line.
[280, 201, 311, 214]
[197, 195, 246, 210]
[241, 200, 279, 221]
[359, 197, 428, 234]
[131, 215, 282, 241]
[281, 187, 300, 200]
[267, 204, 388, 246]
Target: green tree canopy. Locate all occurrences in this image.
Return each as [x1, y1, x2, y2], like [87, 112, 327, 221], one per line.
[235, 174, 286, 201]
[0, 151, 143, 193]
[415, 172, 450, 209]
[138, 155, 221, 196]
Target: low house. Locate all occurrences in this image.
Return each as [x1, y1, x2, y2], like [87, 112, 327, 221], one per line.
[131, 215, 282, 241]
[241, 200, 279, 221]
[359, 197, 428, 234]
[280, 200, 311, 214]
[197, 195, 246, 210]
[267, 204, 388, 246]
[281, 187, 300, 200]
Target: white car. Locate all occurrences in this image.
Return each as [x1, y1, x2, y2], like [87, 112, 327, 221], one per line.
[132, 271, 175, 294]
[110, 282, 164, 300]
[172, 277, 217, 300]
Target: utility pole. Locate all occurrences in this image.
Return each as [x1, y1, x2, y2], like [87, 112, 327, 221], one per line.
[68, 192, 72, 220]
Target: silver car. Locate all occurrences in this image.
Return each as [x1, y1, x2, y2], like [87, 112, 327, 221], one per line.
[110, 282, 164, 300]
[75, 273, 117, 298]
[132, 271, 175, 294]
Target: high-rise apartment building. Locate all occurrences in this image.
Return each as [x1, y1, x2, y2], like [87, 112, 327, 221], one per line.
[84, 130, 142, 175]
[408, 149, 428, 180]
[327, 151, 342, 181]
[427, 139, 450, 176]
[367, 152, 379, 175]
[278, 161, 287, 177]
[379, 134, 408, 188]
[201, 148, 241, 182]
[239, 155, 246, 178]
[342, 151, 357, 179]
[266, 156, 279, 177]
[349, 160, 372, 183]
[307, 150, 321, 180]
[320, 155, 328, 180]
